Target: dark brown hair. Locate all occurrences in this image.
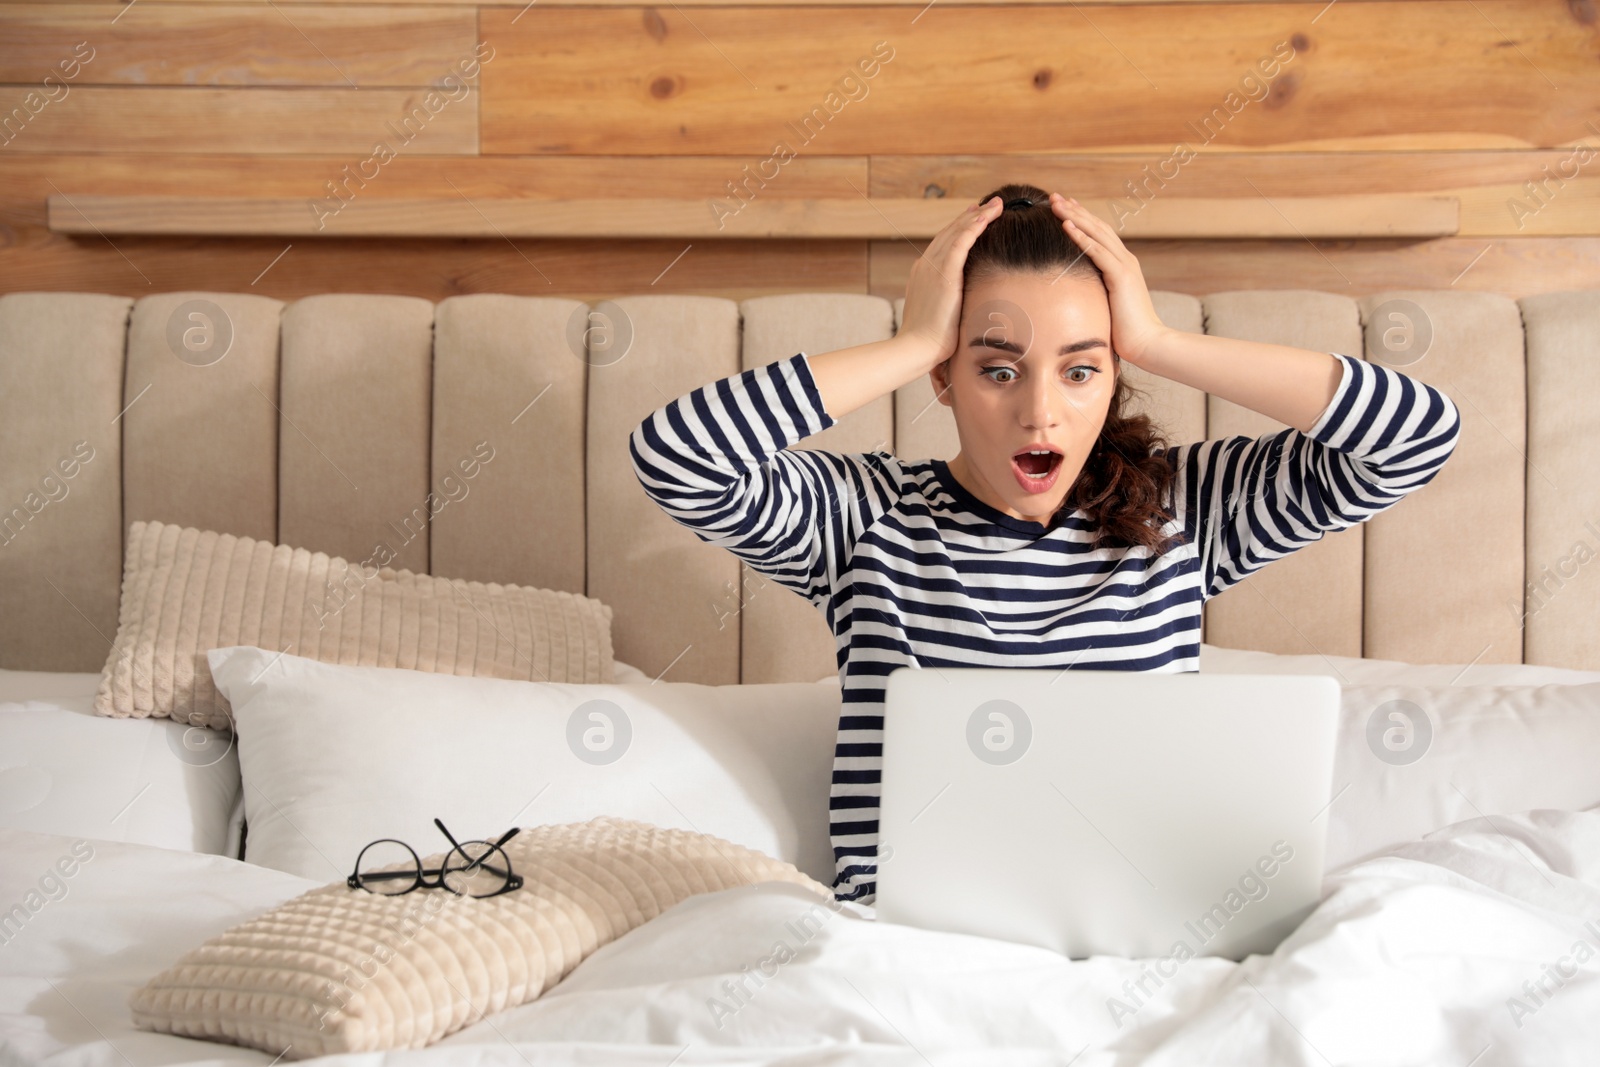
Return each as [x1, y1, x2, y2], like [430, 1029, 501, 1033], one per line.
[956, 181, 1184, 556]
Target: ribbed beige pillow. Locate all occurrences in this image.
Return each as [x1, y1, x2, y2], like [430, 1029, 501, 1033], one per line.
[96, 520, 615, 730]
[130, 816, 834, 1059]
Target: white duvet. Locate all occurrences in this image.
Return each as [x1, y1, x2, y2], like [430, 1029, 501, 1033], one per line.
[4, 808, 1599, 1067]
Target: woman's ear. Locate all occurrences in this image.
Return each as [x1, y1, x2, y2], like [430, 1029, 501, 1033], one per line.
[930, 356, 956, 408]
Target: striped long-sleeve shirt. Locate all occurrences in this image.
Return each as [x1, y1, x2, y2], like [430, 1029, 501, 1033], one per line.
[629, 349, 1462, 905]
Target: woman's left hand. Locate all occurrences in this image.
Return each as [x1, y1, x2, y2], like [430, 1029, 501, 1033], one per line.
[1048, 192, 1170, 368]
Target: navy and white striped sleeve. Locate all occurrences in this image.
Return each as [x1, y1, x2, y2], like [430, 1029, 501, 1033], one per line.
[628, 351, 904, 608]
[1165, 352, 1462, 600]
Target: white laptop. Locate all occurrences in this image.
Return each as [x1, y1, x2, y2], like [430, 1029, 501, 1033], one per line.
[875, 666, 1340, 961]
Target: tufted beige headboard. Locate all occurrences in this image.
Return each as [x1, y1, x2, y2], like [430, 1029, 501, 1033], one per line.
[2, 287, 1597, 683]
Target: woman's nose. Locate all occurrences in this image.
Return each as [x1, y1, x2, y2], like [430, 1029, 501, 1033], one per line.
[1020, 377, 1060, 429]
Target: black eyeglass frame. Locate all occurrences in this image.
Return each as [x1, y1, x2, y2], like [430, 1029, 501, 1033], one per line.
[346, 817, 525, 898]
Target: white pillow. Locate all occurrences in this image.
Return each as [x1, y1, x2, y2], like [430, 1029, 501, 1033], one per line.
[613, 658, 840, 687]
[0, 669, 242, 855]
[206, 646, 842, 887]
[1200, 641, 1600, 687]
[1325, 680, 1600, 872]
[608, 659, 651, 683]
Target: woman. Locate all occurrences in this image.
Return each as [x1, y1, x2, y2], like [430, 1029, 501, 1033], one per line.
[629, 182, 1462, 906]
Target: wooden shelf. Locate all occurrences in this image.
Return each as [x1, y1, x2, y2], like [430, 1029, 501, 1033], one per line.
[47, 194, 1459, 240]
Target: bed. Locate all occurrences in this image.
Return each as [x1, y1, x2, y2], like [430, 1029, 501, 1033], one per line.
[2, 286, 1599, 1064]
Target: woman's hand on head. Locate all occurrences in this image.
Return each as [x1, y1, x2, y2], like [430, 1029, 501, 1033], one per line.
[1049, 192, 1171, 367]
[898, 194, 1005, 369]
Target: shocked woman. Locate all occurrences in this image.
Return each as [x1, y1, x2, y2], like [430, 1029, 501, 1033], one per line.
[629, 182, 1462, 906]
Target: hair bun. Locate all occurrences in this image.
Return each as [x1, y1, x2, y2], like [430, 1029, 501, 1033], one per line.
[1003, 196, 1035, 210]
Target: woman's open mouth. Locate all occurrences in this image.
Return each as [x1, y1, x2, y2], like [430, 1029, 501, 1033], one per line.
[1010, 444, 1063, 494]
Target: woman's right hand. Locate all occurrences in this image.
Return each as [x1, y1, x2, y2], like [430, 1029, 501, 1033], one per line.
[897, 194, 1006, 369]
[805, 195, 1004, 422]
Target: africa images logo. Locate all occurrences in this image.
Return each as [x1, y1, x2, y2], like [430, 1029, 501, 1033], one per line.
[1365, 699, 1432, 766]
[566, 699, 631, 766]
[966, 698, 1032, 765]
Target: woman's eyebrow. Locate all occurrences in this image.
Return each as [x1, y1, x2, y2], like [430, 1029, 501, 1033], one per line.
[969, 335, 1109, 357]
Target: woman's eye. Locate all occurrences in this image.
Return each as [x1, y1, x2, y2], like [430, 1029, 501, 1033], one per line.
[981, 365, 1095, 385]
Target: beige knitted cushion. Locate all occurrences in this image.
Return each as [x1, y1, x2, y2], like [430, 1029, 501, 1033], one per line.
[96, 520, 615, 730]
[130, 817, 833, 1059]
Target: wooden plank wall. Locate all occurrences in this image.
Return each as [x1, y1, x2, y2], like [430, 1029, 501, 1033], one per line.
[0, 1, 1596, 302]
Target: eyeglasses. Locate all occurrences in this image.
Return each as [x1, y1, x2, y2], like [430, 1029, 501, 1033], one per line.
[347, 817, 524, 898]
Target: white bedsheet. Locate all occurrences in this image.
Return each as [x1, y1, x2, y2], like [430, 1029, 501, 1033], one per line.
[3, 808, 1599, 1066]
